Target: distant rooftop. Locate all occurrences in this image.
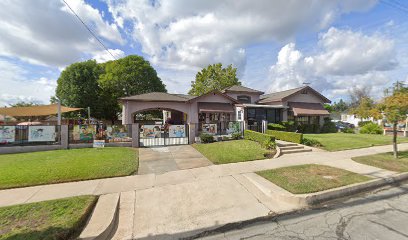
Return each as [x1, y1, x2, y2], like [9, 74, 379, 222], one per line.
[120, 92, 192, 102]
[259, 86, 330, 104]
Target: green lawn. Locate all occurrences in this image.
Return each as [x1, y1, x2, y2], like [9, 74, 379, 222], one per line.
[0, 196, 96, 240]
[257, 164, 371, 194]
[304, 133, 408, 151]
[352, 151, 408, 172]
[0, 147, 138, 189]
[192, 140, 274, 164]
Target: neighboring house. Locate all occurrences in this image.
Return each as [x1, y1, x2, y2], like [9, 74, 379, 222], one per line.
[340, 114, 379, 127]
[120, 85, 331, 135]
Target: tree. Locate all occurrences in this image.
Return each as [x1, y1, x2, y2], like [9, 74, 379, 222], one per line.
[323, 103, 334, 112]
[10, 101, 39, 107]
[99, 55, 166, 121]
[55, 60, 103, 119]
[333, 99, 348, 112]
[349, 97, 379, 119]
[379, 82, 408, 158]
[188, 63, 241, 96]
[348, 86, 371, 108]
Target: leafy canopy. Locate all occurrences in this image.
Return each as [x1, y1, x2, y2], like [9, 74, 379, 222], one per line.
[188, 63, 240, 96]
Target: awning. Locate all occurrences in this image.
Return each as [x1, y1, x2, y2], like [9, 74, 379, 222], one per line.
[241, 104, 288, 109]
[198, 102, 234, 113]
[290, 102, 329, 116]
[0, 104, 82, 117]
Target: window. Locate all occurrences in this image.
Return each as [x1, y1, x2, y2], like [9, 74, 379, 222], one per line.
[237, 95, 251, 103]
[309, 116, 320, 125]
[237, 110, 243, 120]
[296, 116, 309, 125]
[301, 90, 308, 94]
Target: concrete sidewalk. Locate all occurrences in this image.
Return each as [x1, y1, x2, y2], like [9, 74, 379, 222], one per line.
[1, 143, 407, 208]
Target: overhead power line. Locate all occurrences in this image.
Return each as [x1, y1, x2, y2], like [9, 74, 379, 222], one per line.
[62, 0, 117, 60]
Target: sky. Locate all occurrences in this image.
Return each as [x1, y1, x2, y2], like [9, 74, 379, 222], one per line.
[1, 0, 408, 107]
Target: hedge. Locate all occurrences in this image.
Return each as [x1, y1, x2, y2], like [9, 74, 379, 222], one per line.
[244, 130, 276, 149]
[265, 130, 303, 144]
[267, 123, 285, 131]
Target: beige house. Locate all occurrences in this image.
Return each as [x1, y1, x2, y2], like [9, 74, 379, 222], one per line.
[120, 85, 331, 134]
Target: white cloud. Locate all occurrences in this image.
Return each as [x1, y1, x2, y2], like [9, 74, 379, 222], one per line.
[92, 48, 125, 63]
[0, 60, 57, 106]
[106, 0, 377, 72]
[268, 28, 396, 99]
[0, 0, 124, 67]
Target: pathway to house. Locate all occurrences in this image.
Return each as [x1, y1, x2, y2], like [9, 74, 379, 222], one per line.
[1, 143, 408, 239]
[138, 145, 213, 174]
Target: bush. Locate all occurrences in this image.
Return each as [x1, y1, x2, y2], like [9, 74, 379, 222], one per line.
[341, 127, 355, 134]
[281, 121, 296, 132]
[231, 132, 242, 140]
[267, 123, 285, 131]
[302, 138, 322, 147]
[358, 121, 372, 127]
[244, 130, 276, 149]
[265, 130, 303, 144]
[200, 133, 214, 143]
[297, 124, 320, 133]
[359, 122, 383, 134]
[321, 118, 337, 133]
[222, 136, 230, 141]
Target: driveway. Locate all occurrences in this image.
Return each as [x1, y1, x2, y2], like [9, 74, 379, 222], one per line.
[138, 145, 213, 174]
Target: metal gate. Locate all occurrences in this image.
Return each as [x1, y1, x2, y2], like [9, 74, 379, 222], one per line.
[139, 124, 189, 147]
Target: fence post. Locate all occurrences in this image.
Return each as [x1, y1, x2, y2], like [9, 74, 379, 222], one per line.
[262, 120, 268, 133]
[60, 125, 69, 149]
[188, 123, 196, 144]
[132, 123, 139, 148]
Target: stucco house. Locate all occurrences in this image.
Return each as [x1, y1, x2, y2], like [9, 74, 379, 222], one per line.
[120, 85, 331, 136]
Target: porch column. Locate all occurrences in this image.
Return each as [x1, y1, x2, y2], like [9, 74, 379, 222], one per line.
[131, 123, 139, 148]
[189, 123, 196, 144]
[60, 125, 69, 149]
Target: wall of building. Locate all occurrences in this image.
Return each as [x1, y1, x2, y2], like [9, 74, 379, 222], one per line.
[224, 92, 261, 104]
[189, 93, 237, 123]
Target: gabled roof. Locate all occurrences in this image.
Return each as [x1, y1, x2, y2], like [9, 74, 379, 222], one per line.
[120, 92, 191, 102]
[187, 90, 239, 103]
[222, 85, 264, 94]
[258, 86, 331, 104]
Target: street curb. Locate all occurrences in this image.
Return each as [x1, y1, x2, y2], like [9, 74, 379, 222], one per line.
[300, 172, 408, 206]
[273, 145, 281, 158]
[186, 172, 408, 239]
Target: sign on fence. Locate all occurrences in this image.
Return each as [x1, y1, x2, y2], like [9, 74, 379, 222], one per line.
[28, 126, 56, 142]
[169, 125, 186, 138]
[0, 126, 15, 143]
[93, 140, 105, 148]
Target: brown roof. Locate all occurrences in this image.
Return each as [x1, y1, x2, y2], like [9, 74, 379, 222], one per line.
[0, 104, 82, 117]
[258, 86, 331, 104]
[198, 102, 234, 113]
[120, 92, 192, 102]
[222, 85, 264, 94]
[290, 102, 330, 116]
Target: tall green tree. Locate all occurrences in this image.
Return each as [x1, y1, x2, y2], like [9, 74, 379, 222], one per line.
[98, 55, 166, 120]
[378, 82, 408, 158]
[188, 63, 240, 96]
[55, 60, 103, 119]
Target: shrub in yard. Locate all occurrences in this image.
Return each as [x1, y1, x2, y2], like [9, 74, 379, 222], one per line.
[321, 118, 337, 133]
[281, 121, 296, 132]
[200, 133, 214, 143]
[267, 123, 286, 131]
[359, 122, 383, 134]
[265, 130, 303, 144]
[244, 130, 275, 149]
[231, 132, 242, 140]
[297, 124, 320, 133]
[358, 121, 372, 127]
[263, 139, 276, 150]
[222, 136, 230, 141]
[302, 138, 323, 147]
[341, 127, 355, 134]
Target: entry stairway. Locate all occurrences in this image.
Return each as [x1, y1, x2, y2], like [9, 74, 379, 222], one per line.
[276, 140, 312, 155]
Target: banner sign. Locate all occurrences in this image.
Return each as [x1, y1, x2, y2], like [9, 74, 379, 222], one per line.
[106, 125, 130, 141]
[226, 122, 241, 135]
[93, 140, 105, 148]
[141, 125, 162, 138]
[0, 126, 15, 143]
[73, 125, 95, 141]
[28, 126, 56, 142]
[169, 125, 186, 138]
[202, 123, 217, 135]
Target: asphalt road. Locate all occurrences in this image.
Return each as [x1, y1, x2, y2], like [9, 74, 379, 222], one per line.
[198, 183, 408, 240]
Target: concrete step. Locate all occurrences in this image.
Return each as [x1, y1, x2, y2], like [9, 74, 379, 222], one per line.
[111, 191, 135, 240]
[79, 193, 120, 240]
[281, 148, 312, 155]
[279, 145, 305, 150]
[277, 142, 298, 147]
[233, 173, 301, 213]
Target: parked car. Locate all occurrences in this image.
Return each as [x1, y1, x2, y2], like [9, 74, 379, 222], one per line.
[335, 121, 355, 130]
